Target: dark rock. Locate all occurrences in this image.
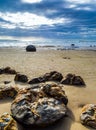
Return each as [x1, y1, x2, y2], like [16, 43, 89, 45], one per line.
[72, 76, 85, 85]
[80, 104, 96, 129]
[63, 57, 71, 59]
[28, 71, 63, 84]
[0, 68, 4, 74]
[61, 73, 85, 86]
[4, 81, 11, 84]
[4, 67, 17, 74]
[11, 82, 68, 126]
[14, 74, 28, 83]
[28, 77, 45, 84]
[0, 85, 18, 99]
[26, 45, 36, 52]
[1, 66, 17, 74]
[43, 71, 63, 82]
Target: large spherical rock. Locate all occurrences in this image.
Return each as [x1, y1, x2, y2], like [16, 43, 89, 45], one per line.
[26, 45, 36, 52]
[11, 82, 68, 126]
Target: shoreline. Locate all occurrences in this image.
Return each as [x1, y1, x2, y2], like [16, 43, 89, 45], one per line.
[0, 45, 96, 51]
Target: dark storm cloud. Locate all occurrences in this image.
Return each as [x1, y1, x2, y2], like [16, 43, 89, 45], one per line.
[0, 0, 96, 40]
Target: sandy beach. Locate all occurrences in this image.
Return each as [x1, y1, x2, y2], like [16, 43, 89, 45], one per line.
[0, 47, 96, 130]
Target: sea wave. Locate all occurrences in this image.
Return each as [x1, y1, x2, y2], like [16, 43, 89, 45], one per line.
[0, 39, 96, 48]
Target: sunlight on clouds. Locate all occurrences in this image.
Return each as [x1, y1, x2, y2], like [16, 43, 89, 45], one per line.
[65, 0, 95, 11]
[65, 4, 77, 8]
[0, 12, 72, 29]
[0, 36, 46, 42]
[46, 9, 58, 15]
[0, 22, 16, 29]
[65, 0, 96, 4]
[66, 0, 90, 4]
[21, 0, 42, 4]
[76, 7, 92, 11]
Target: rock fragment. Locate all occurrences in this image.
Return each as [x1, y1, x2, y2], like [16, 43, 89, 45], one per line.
[61, 73, 85, 86]
[0, 67, 17, 75]
[80, 104, 96, 129]
[29, 71, 63, 84]
[14, 74, 28, 83]
[0, 85, 18, 99]
[0, 112, 17, 130]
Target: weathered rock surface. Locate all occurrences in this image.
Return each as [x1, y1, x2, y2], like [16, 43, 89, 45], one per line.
[80, 104, 96, 129]
[0, 112, 17, 130]
[14, 74, 28, 83]
[28, 77, 45, 84]
[61, 73, 85, 86]
[29, 71, 63, 84]
[0, 67, 17, 75]
[11, 82, 68, 126]
[0, 85, 18, 99]
[43, 71, 63, 82]
[26, 45, 36, 52]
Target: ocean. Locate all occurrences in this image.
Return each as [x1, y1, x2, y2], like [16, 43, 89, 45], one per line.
[0, 39, 96, 49]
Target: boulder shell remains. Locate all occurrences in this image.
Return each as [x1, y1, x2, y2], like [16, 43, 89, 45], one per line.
[80, 104, 96, 129]
[0, 85, 18, 99]
[11, 82, 68, 126]
[28, 71, 63, 84]
[61, 73, 85, 86]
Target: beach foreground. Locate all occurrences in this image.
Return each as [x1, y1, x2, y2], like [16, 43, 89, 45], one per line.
[0, 47, 96, 130]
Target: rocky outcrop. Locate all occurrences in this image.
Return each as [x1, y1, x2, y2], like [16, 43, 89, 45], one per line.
[29, 71, 63, 84]
[80, 104, 96, 129]
[0, 67, 17, 75]
[11, 82, 68, 126]
[0, 112, 17, 130]
[14, 74, 28, 83]
[61, 73, 85, 86]
[26, 45, 36, 52]
[0, 85, 18, 99]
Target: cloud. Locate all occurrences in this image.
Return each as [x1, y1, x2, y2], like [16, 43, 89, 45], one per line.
[0, 35, 46, 42]
[65, 0, 95, 4]
[0, 0, 96, 40]
[21, 0, 42, 4]
[0, 22, 16, 29]
[0, 12, 72, 29]
[76, 6, 92, 11]
[45, 9, 58, 15]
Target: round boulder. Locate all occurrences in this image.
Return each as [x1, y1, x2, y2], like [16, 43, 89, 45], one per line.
[26, 45, 36, 52]
[11, 82, 68, 126]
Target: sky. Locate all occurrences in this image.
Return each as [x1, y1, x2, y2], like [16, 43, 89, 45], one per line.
[0, 0, 96, 41]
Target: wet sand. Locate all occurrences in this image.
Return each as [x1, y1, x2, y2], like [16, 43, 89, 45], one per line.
[0, 47, 96, 130]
